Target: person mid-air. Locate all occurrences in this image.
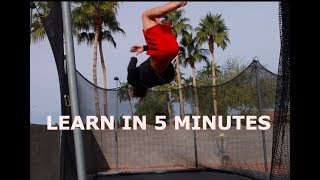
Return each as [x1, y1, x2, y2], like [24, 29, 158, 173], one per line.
[127, 2, 188, 99]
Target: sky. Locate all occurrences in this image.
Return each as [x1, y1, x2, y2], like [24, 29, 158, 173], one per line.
[30, 2, 280, 124]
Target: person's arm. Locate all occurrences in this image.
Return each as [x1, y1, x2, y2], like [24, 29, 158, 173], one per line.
[130, 45, 149, 55]
[127, 57, 139, 85]
[128, 56, 139, 72]
[142, 2, 187, 31]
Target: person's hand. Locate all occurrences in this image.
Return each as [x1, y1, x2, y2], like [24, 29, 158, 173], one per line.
[130, 45, 144, 56]
[181, 1, 187, 7]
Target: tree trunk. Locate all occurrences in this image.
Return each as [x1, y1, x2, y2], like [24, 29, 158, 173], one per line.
[175, 55, 185, 118]
[99, 41, 108, 116]
[167, 90, 173, 125]
[128, 88, 134, 118]
[192, 67, 200, 115]
[128, 91, 134, 127]
[93, 30, 101, 121]
[211, 51, 218, 115]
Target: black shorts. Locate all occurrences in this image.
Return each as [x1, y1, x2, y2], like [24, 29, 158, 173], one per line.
[138, 58, 175, 88]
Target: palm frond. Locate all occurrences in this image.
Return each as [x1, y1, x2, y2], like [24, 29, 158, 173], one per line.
[31, 20, 46, 43]
[101, 30, 116, 47]
[195, 12, 230, 50]
[72, 1, 125, 47]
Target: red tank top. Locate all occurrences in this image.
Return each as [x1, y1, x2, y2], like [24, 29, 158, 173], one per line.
[143, 22, 179, 64]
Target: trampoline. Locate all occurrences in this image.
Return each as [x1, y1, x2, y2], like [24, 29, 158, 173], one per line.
[93, 168, 264, 180]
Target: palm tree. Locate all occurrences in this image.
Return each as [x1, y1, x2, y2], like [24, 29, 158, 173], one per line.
[162, 9, 192, 118]
[72, 2, 125, 118]
[182, 75, 193, 86]
[179, 31, 209, 115]
[195, 12, 230, 115]
[31, 2, 55, 43]
[196, 60, 222, 86]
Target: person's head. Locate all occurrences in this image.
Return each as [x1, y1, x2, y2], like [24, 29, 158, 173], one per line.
[129, 86, 148, 99]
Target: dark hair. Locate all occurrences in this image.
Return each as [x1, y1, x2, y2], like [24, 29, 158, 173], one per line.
[129, 86, 148, 98]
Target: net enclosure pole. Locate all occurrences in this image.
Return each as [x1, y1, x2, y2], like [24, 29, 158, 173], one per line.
[253, 58, 268, 174]
[190, 84, 198, 168]
[114, 77, 119, 171]
[61, 2, 87, 180]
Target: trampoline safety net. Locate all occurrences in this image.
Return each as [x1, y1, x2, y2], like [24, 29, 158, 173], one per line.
[269, 2, 290, 180]
[75, 59, 281, 180]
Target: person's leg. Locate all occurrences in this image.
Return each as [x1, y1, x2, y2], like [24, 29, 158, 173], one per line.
[142, 1, 187, 31]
